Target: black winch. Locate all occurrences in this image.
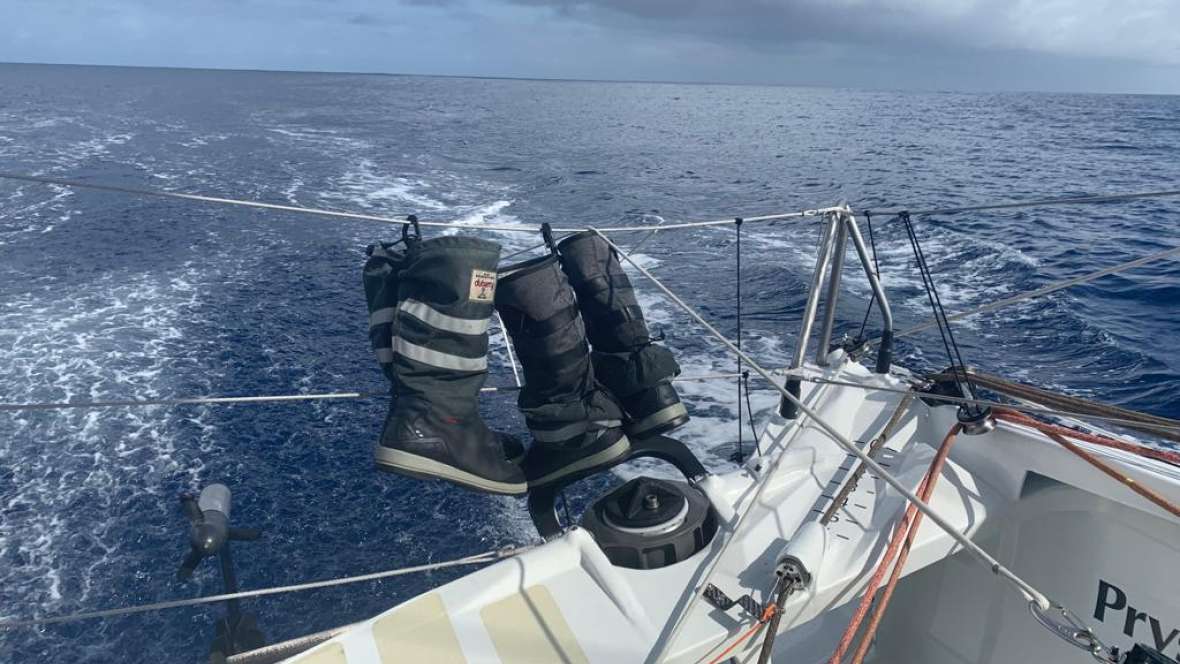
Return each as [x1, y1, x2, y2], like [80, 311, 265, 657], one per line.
[582, 476, 717, 570]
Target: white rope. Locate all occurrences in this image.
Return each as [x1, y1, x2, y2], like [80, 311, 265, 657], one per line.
[0, 545, 532, 629]
[587, 228, 1055, 662]
[0, 172, 831, 234]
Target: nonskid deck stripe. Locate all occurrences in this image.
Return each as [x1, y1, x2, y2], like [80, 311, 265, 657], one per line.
[480, 586, 589, 664]
[373, 593, 466, 663]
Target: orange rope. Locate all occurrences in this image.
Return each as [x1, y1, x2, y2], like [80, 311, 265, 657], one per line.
[996, 410, 1180, 466]
[705, 603, 778, 664]
[827, 411, 1177, 663]
[828, 423, 963, 664]
[997, 410, 1180, 518]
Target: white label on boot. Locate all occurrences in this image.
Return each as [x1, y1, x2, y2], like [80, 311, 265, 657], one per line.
[469, 270, 497, 301]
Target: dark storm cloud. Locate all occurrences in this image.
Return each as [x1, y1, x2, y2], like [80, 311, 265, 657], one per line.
[500, 0, 1180, 67]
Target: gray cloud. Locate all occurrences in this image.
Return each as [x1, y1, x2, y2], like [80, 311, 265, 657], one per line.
[501, 0, 1180, 66]
[1, 0, 1177, 92]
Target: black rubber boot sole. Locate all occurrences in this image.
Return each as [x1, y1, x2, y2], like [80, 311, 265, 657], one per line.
[374, 446, 528, 495]
[625, 401, 690, 439]
[622, 382, 690, 438]
[524, 431, 631, 488]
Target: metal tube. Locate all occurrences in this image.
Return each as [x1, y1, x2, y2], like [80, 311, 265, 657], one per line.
[780, 213, 838, 417]
[844, 212, 894, 373]
[815, 220, 849, 366]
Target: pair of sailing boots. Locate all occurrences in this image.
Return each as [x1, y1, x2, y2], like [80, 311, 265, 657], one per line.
[363, 231, 687, 495]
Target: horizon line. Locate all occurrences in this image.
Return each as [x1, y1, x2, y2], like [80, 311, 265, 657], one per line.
[1, 58, 1177, 97]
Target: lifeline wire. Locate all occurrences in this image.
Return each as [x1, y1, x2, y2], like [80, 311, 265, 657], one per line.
[0, 545, 532, 629]
[0, 373, 744, 412]
[0, 172, 832, 234]
[587, 229, 1057, 664]
[10, 371, 1180, 441]
[893, 244, 1180, 341]
[870, 187, 1180, 217]
[10, 369, 1180, 443]
[736, 217, 745, 462]
[743, 372, 760, 451]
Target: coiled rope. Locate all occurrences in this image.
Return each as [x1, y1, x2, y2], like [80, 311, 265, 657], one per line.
[0, 544, 532, 629]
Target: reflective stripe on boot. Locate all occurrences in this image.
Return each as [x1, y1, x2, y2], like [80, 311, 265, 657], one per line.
[363, 241, 410, 384]
[375, 236, 526, 495]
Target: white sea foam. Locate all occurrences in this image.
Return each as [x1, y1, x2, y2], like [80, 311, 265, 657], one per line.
[267, 126, 371, 151]
[325, 159, 450, 214]
[0, 267, 211, 615]
[179, 133, 228, 149]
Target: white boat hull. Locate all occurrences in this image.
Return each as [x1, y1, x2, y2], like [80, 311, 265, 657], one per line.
[286, 356, 1180, 663]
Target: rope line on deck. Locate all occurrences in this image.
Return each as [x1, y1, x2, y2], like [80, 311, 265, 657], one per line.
[800, 376, 1180, 446]
[832, 423, 963, 664]
[996, 410, 1180, 508]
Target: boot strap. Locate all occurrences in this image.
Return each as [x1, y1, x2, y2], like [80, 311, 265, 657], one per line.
[519, 302, 581, 338]
[520, 339, 590, 373]
[598, 304, 645, 328]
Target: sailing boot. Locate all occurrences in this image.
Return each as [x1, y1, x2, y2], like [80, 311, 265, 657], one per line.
[363, 240, 411, 385]
[496, 254, 630, 487]
[557, 231, 689, 438]
[371, 236, 527, 495]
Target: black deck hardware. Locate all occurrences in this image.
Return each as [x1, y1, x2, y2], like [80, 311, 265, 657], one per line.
[1122, 644, 1180, 664]
[702, 583, 766, 620]
[526, 434, 707, 539]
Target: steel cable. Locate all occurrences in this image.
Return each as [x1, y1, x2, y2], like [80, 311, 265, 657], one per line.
[0, 545, 532, 629]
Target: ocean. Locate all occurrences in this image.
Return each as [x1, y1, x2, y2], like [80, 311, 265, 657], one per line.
[1, 63, 1178, 663]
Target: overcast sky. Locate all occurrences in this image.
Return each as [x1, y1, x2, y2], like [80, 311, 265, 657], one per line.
[3, 0, 1179, 93]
